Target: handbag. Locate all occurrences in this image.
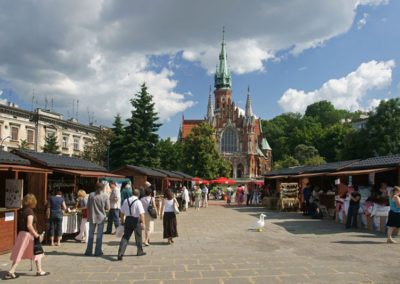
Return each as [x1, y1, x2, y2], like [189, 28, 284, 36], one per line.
[174, 199, 180, 214]
[148, 197, 157, 219]
[33, 237, 44, 255]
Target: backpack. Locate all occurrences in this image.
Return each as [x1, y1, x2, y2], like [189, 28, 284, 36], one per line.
[148, 197, 157, 218]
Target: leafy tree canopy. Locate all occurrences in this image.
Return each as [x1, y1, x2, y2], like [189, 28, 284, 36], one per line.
[42, 134, 60, 154]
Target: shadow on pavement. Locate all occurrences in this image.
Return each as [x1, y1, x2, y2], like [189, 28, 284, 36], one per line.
[332, 240, 385, 245]
[45, 250, 117, 262]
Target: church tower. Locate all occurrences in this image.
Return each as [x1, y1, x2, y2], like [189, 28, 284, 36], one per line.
[214, 27, 232, 115]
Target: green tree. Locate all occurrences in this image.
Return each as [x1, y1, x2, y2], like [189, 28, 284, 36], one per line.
[294, 144, 319, 165]
[18, 139, 30, 150]
[42, 134, 60, 154]
[123, 83, 162, 168]
[183, 122, 231, 179]
[109, 114, 125, 170]
[157, 138, 184, 171]
[273, 156, 300, 170]
[305, 100, 341, 127]
[318, 123, 353, 162]
[82, 128, 114, 167]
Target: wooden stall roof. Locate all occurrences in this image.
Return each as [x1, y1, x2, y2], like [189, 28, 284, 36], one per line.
[171, 171, 194, 180]
[13, 149, 107, 171]
[153, 169, 184, 180]
[0, 150, 31, 165]
[53, 168, 124, 178]
[265, 175, 290, 180]
[341, 154, 400, 171]
[326, 167, 396, 176]
[113, 165, 167, 178]
[0, 164, 53, 174]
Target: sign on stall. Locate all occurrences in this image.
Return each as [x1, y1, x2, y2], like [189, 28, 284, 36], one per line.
[5, 211, 15, 222]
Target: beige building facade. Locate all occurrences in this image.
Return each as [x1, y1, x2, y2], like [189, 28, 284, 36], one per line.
[0, 103, 101, 156]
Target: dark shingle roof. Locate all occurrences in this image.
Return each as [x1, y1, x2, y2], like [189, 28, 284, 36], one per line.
[171, 171, 194, 179]
[0, 150, 31, 165]
[342, 154, 400, 171]
[303, 160, 360, 173]
[153, 169, 183, 179]
[264, 165, 317, 176]
[13, 149, 106, 171]
[124, 165, 167, 178]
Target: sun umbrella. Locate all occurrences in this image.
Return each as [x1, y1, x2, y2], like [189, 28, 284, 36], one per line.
[211, 177, 236, 184]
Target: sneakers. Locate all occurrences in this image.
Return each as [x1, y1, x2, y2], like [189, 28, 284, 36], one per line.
[137, 252, 147, 256]
[117, 255, 123, 261]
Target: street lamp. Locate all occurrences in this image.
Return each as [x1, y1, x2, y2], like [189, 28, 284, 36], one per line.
[0, 136, 11, 151]
[106, 140, 111, 171]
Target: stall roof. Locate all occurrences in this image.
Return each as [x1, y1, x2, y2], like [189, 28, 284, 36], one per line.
[115, 165, 167, 178]
[302, 160, 360, 173]
[326, 167, 396, 176]
[53, 168, 124, 178]
[0, 164, 52, 174]
[171, 171, 193, 179]
[152, 169, 183, 179]
[342, 154, 400, 171]
[13, 149, 107, 171]
[0, 150, 30, 165]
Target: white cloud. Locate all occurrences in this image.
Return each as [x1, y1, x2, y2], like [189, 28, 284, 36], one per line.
[358, 13, 369, 29]
[0, 0, 390, 125]
[278, 60, 395, 113]
[0, 89, 6, 104]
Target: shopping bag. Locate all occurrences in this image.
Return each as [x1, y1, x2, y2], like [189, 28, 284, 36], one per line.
[116, 225, 124, 238]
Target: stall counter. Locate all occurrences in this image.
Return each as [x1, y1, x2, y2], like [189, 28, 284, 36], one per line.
[0, 208, 19, 254]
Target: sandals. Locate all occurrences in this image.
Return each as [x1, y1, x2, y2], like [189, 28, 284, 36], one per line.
[36, 271, 50, 276]
[6, 272, 19, 279]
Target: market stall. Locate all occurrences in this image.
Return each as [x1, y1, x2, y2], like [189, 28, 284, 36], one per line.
[0, 150, 52, 254]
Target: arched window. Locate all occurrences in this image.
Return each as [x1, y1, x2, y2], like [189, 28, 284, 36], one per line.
[221, 128, 237, 152]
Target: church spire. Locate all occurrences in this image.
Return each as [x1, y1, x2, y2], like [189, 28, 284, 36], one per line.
[245, 85, 253, 117]
[206, 85, 214, 118]
[214, 27, 232, 90]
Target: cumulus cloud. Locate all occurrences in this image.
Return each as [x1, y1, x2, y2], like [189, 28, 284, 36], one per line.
[0, 0, 390, 124]
[358, 13, 369, 29]
[278, 60, 395, 113]
[0, 90, 6, 104]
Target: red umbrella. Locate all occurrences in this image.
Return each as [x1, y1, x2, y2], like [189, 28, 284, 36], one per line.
[211, 177, 236, 184]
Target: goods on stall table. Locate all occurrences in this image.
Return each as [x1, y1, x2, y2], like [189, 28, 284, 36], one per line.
[279, 183, 300, 211]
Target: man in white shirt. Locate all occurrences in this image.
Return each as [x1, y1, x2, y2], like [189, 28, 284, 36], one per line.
[117, 189, 146, 260]
[201, 185, 208, 208]
[105, 181, 121, 234]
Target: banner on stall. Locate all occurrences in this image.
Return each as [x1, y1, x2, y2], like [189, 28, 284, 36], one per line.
[5, 179, 24, 208]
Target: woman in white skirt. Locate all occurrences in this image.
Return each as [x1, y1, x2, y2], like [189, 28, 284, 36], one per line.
[140, 187, 158, 246]
[74, 190, 89, 243]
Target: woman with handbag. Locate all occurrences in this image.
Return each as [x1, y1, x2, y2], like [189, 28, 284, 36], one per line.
[7, 194, 49, 279]
[74, 189, 89, 243]
[160, 189, 179, 244]
[140, 187, 158, 246]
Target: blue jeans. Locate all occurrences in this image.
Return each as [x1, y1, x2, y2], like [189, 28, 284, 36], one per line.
[49, 212, 63, 237]
[85, 221, 105, 256]
[106, 209, 120, 233]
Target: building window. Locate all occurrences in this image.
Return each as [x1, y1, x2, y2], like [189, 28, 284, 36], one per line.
[62, 137, 68, 149]
[11, 127, 18, 141]
[84, 140, 89, 148]
[221, 128, 237, 152]
[27, 130, 34, 143]
[73, 138, 79, 151]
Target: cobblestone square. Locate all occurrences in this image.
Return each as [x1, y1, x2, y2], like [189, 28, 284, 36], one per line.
[1, 203, 398, 283]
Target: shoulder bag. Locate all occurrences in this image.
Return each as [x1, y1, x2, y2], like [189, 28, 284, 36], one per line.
[173, 198, 180, 214]
[148, 197, 157, 218]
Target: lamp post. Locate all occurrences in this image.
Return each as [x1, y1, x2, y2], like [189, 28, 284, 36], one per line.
[0, 136, 11, 151]
[106, 140, 111, 171]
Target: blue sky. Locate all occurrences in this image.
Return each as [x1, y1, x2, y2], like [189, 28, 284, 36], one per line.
[0, 0, 399, 140]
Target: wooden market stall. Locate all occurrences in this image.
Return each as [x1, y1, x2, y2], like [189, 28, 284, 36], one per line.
[171, 171, 194, 188]
[152, 169, 186, 191]
[112, 165, 167, 194]
[12, 149, 124, 238]
[0, 150, 52, 254]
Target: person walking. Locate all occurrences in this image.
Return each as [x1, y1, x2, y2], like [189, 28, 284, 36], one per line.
[252, 186, 260, 205]
[182, 186, 189, 212]
[160, 189, 179, 244]
[302, 183, 312, 216]
[386, 186, 400, 243]
[194, 186, 201, 210]
[140, 187, 158, 246]
[201, 185, 208, 208]
[85, 183, 110, 256]
[74, 190, 89, 243]
[120, 182, 133, 206]
[118, 189, 146, 260]
[226, 186, 233, 206]
[346, 185, 361, 229]
[47, 191, 67, 246]
[8, 194, 49, 279]
[105, 181, 120, 234]
[245, 185, 252, 206]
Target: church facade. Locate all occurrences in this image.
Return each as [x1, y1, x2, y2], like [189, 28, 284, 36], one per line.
[179, 32, 272, 178]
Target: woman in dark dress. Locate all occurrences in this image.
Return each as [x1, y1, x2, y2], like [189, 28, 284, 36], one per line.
[160, 189, 179, 244]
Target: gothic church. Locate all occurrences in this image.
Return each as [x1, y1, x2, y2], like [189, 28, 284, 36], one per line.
[179, 31, 272, 178]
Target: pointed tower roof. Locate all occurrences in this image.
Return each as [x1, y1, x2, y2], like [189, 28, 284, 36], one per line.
[245, 86, 253, 117]
[214, 27, 232, 90]
[206, 85, 214, 118]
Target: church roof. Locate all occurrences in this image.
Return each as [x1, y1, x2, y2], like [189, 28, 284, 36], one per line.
[262, 138, 272, 151]
[181, 119, 204, 140]
[214, 27, 232, 90]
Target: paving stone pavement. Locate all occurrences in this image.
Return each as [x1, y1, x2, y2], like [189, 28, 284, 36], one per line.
[0, 203, 399, 283]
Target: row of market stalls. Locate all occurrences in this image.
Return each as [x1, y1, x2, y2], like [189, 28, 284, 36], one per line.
[264, 153, 400, 233]
[0, 150, 194, 254]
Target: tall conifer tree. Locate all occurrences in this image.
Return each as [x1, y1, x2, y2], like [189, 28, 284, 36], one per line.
[42, 134, 61, 154]
[109, 114, 125, 170]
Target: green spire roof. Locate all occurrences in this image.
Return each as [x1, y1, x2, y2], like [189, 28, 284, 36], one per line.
[262, 138, 272, 151]
[214, 27, 232, 90]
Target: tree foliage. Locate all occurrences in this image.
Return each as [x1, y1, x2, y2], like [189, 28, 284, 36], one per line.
[109, 114, 125, 170]
[183, 122, 231, 179]
[82, 128, 114, 167]
[42, 134, 60, 154]
[18, 139, 31, 150]
[156, 138, 184, 172]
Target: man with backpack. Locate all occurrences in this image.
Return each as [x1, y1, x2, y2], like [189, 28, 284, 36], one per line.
[117, 189, 146, 260]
